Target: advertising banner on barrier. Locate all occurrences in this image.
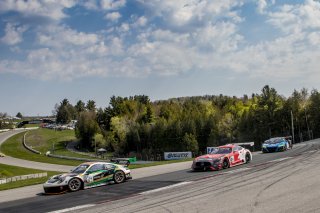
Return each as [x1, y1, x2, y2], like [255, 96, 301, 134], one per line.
[164, 152, 192, 160]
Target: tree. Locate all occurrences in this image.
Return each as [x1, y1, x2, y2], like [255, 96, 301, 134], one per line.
[16, 112, 23, 119]
[182, 133, 199, 153]
[86, 100, 96, 112]
[75, 111, 100, 149]
[56, 99, 76, 124]
[140, 104, 154, 123]
[0, 112, 8, 119]
[308, 89, 320, 138]
[75, 100, 86, 114]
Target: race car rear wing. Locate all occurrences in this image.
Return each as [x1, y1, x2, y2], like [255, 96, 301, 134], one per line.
[110, 158, 131, 166]
[232, 142, 254, 147]
[226, 142, 255, 152]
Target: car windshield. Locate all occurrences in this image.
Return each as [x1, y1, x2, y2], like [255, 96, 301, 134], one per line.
[210, 147, 232, 154]
[264, 138, 284, 144]
[71, 164, 90, 174]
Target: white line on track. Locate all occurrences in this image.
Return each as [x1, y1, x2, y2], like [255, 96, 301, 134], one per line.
[47, 204, 96, 213]
[222, 167, 251, 174]
[306, 150, 317, 153]
[268, 157, 293, 163]
[140, 181, 193, 195]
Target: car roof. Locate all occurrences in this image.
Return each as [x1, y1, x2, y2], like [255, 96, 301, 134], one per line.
[81, 162, 112, 165]
[219, 144, 235, 148]
[265, 137, 285, 142]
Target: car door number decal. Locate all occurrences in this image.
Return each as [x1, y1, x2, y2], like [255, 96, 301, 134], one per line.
[85, 175, 94, 183]
[230, 156, 234, 162]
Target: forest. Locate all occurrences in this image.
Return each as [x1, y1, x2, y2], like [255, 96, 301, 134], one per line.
[54, 85, 320, 159]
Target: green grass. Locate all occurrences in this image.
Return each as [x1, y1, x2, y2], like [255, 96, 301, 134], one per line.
[128, 158, 193, 169]
[26, 128, 109, 159]
[23, 124, 41, 128]
[0, 163, 59, 191]
[26, 128, 74, 155]
[0, 131, 84, 166]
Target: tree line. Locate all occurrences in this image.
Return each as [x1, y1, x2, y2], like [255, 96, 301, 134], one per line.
[54, 85, 320, 158]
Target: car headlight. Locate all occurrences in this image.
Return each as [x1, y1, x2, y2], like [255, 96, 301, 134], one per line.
[262, 144, 267, 148]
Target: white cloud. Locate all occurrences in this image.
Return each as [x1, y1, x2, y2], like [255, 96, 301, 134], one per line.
[191, 22, 242, 53]
[0, 25, 110, 80]
[0, 0, 75, 20]
[119, 23, 130, 32]
[101, 0, 126, 10]
[83, 0, 126, 11]
[81, 1, 99, 10]
[1, 23, 27, 45]
[135, 16, 147, 27]
[1, 0, 320, 87]
[105, 12, 121, 21]
[139, 0, 244, 28]
[257, 0, 268, 13]
[308, 32, 320, 45]
[37, 25, 99, 47]
[267, 0, 320, 34]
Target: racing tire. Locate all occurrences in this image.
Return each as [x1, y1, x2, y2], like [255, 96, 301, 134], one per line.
[68, 178, 82, 192]
[113, 171, 125, 184]
[283, 146, 287, 151]
[222, 159, 230, 169]
[245, 153, 251, 164]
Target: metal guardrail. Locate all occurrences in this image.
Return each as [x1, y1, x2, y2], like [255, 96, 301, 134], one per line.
[46, 152, 107, 162]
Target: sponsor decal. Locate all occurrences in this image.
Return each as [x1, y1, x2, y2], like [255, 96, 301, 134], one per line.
[164, 152, 192, 160]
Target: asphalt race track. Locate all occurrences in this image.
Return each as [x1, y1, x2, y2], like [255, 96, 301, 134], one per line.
[1, 139, 320, 213]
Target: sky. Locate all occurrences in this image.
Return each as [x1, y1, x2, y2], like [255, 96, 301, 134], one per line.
[1, 0, 320, 116]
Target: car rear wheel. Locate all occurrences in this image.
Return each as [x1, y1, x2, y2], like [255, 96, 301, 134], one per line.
[222, 159, 230, 169]
[68, 178, 82, 192]
[245, 153, 251, 164]
[114, 171, 125, 184]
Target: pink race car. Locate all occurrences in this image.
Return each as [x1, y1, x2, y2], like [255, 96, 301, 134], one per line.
[192, 144, 252, 171]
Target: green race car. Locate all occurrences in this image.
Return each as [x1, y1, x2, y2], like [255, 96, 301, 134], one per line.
[43, 162, 132, 194]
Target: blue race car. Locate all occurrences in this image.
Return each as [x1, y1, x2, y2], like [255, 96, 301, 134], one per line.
[262, 137, 290, 153]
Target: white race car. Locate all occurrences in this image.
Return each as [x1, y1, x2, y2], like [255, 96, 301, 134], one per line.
[43, 162, 132, 194]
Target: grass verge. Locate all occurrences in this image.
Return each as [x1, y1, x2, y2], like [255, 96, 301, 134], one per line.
[0, 163, 59, 191]
[0, 131, 83, 166]
[128, 158, 193, 169]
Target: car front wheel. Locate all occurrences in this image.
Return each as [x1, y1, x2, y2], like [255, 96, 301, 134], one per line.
[222, 159, 230, 169]
[68, 178, 82, 192]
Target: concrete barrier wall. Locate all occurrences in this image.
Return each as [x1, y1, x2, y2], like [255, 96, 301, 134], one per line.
[23, 131, 42, 155]
[0, 172, 47, 185]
